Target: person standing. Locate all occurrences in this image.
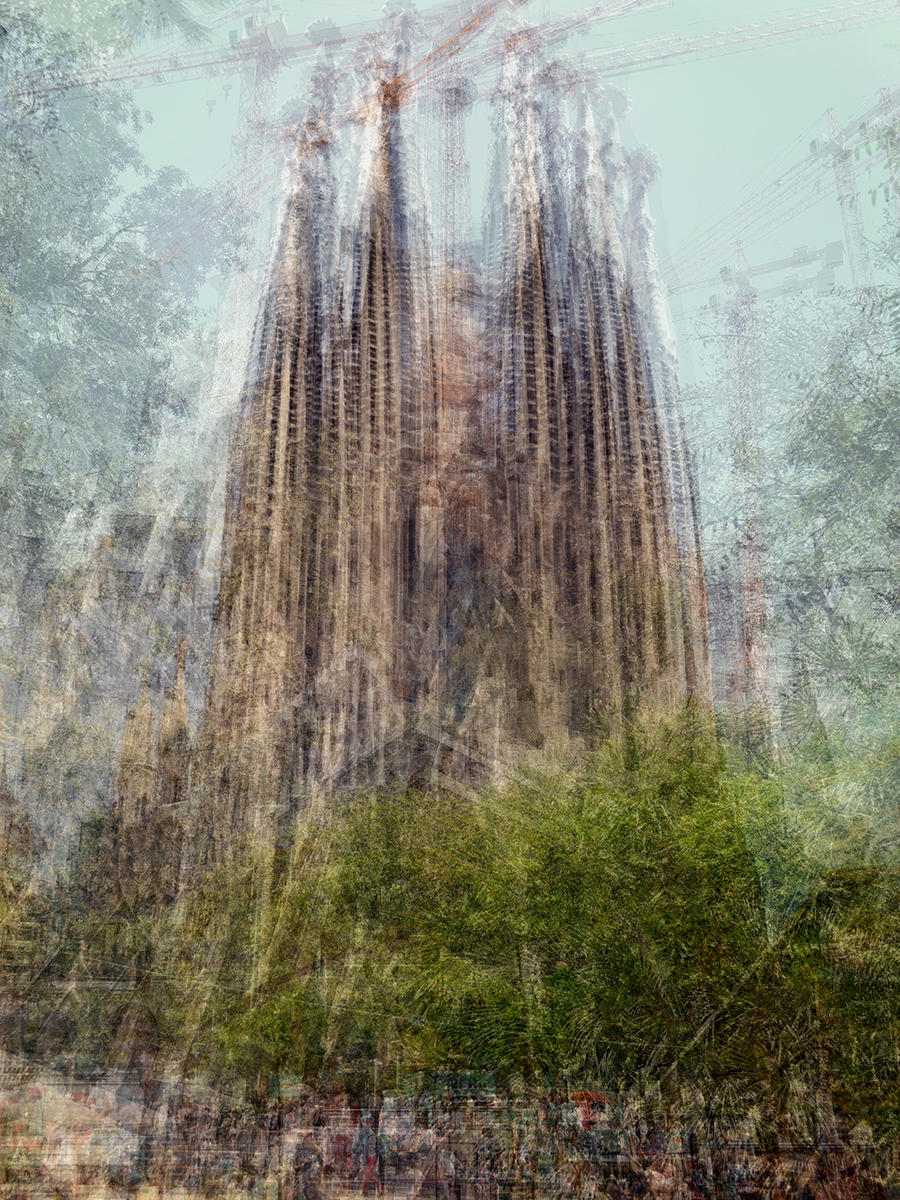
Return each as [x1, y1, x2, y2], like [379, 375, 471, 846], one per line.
[355, 1112, 383, 1197]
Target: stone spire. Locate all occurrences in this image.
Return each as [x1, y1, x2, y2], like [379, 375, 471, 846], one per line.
[622, 147, 711, 699]
[190, 55, 445, 838]
[176, 50, 714, 857]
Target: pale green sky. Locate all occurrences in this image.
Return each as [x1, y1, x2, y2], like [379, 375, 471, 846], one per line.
[73, 0, 898, 387]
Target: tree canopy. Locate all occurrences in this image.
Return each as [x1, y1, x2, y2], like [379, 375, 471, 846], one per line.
[12, 712, 896, 1145]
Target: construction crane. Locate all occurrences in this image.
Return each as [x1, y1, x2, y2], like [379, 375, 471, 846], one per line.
[38, 2, 898, 315]
[582, 0, 900, 80]
[863, 88, 900, 224]
[10, 0, 492, 98]
[726, 270, 769, 746]
[697, 239, 845, 744]
[420, 0, 899, 97]
[665, 88, 900, 292]
[690, 242, 844, 305]
[811, 109, 876, 287]
[119, 0, 672, 285]
[22, 0, 893, 104]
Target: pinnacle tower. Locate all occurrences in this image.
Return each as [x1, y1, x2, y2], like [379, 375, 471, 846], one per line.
[171, 54, 712, 846]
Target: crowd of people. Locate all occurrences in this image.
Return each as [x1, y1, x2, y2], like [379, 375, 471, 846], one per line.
[0, 1072, 891, 1199]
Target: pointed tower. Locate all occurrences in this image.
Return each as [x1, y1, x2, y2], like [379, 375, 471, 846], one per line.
[564, 91, 692, 713]
[314, 88, 419, 788]
[191, 56, 444, 838]
[177, 43, 714, 855]
[621, 147, 711, 700]
[433, 51, 574, 759]
[324, 77, 444, 789]
[192, 112, 338, 838]
[467, 53, 710, 753]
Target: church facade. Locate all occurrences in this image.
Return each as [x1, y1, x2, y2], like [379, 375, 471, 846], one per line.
[115, 62, 712, 854]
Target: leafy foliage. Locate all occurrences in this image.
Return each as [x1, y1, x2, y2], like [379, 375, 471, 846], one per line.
[19, 712, 897, 1142]
[1, 0, 232, 51]
[0, 12, 245, 609]
[688, 250, 900, 761]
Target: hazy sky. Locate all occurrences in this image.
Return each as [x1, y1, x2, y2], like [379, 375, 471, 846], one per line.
[30, 0, 898, 386]
[104, 0, 897, 374]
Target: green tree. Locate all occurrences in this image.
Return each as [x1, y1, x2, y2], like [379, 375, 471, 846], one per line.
[0, 13, 245, 614]
[773, 279, 900, 757]
[687, 238, 899, 783]
[1, 0, 231, 50]
[22, 704, 894, 1138]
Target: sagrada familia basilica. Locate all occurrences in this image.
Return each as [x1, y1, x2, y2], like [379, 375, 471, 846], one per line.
[114, 40, 712, 863]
